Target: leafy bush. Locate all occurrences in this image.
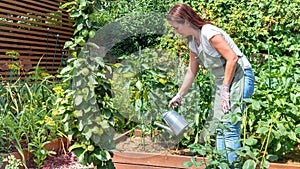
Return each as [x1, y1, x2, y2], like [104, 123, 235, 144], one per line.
[246, 52, 300, 159]
[191, 0, 299, 60]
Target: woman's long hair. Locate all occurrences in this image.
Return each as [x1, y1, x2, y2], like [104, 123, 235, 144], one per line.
[167, 3, 211, 29]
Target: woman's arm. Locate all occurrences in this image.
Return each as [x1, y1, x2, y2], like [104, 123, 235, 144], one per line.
[169, 50, 199, 107]
[177, 51, 199, 96]
[209, 34, 238, 86]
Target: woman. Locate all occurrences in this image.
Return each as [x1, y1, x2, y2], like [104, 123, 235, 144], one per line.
[167, 4, 255, 163]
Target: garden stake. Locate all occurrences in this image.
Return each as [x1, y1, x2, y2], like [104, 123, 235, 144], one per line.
[268, 41, 271, 89]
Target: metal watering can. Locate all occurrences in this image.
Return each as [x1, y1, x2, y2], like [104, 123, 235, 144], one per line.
[154, 110, 188, 136]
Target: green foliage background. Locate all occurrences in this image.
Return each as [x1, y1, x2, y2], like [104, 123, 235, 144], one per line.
[62, 0, 299, 168]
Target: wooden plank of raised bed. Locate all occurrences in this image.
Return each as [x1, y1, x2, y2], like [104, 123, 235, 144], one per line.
[112, 151, 204, 169]
[112, 151, 300, 169]
[114, 163, 182, 169]
[269, 163, 300, 169]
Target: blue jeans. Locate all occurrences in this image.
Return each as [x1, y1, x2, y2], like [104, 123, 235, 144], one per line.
[216, 68, 255, 163]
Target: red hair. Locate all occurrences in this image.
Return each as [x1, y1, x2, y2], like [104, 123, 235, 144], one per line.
[167, 3, 211, 29]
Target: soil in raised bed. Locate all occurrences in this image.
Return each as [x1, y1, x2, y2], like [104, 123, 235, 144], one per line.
[115, 132, 196, 156]
[115, 132, 300, 165]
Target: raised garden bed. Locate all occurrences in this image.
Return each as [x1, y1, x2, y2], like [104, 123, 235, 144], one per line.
[112, 130, 300, 169]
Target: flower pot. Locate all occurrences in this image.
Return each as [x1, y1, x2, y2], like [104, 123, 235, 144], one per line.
[0, 137, 70, 169]
[0, 150, 31, 169]
[43, 137, 70, 153]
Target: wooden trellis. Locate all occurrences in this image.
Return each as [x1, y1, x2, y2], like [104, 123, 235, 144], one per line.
[0, 0, 74, 81]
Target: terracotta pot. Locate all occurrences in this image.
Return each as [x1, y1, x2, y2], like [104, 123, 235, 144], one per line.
[0, 150, 31, 169]
[1, 137, 70, 169]
[43, 137, 70, 152]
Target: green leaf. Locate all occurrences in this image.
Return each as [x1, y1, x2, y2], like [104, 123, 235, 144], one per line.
[60, 65, 73, 74]
[230, 115, 239, 125]
[242, 159, 256, 169]
[251, 99, 261, 110]
[134, 99, 142, 112]
[266, 154, 278, 161]
[277, 123, 287, 135]
[100, 120, 110, 129]
[262, 160, 270, 168]
[288, 132, 297, 141]
[64, 41, 74, 49]
[275, 142, 282, 152]
[77, 23, 83, 31]
[256, 127, 269, 134]
[195, 161, 205, 167]
[75, 95, 83, 106]
[75, 36, 85, 46]
[84, 127, 93, 140]
[219, 162, 229, 169]
[88, 76, 97, 85]
[94, 150, 111, 161]
[136, 80, 143, 90]
[60, 1, 77, 9]
[69, 142, 84, 151]
[81, 68, 90, 76]
[70, 11, 81, 18]
[295, 127, 300, 134]
[79, 0, 87, 9]
[78, 149, 88, 163]
[245, 136, 258, 146]
[76, 110, 83, 117]
[92, 126, 103, 135]
[81, 29, 89, 37]
[86, 19, 92, 28]
[182, 161, 193, 167]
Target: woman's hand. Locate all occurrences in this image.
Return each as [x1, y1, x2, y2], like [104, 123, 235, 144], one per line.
[169, 93, 183, 107]
[221, 85, 230, 113]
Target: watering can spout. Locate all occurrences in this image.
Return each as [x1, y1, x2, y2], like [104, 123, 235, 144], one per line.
[154, 122, 173, 133]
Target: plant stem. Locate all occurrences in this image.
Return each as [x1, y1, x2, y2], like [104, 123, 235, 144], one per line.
[243, 107, 248, 147]
[260, 123, 274, 166]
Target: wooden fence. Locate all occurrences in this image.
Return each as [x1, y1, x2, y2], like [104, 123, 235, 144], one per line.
[0, 0, 74, 81]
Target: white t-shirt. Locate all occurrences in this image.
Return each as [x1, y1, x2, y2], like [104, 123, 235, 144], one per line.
[189, 24, 251, 69]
